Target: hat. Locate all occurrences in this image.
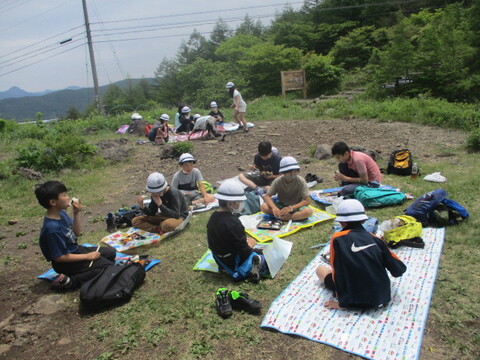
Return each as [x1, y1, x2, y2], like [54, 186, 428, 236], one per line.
[193, 114, 201, 120]
[279, 156, 300, 173]
[179, 153, 196, 164]
[160, 113, 170, 121]
[335, 199, 368, 222]
[131, 112, 142, 120]
[146, 172, 167, 193]
[226, 82, 235, 89]
[210, 101, 218, 108]
[181, 106, 191, 114]
[215, 181, 246, 201]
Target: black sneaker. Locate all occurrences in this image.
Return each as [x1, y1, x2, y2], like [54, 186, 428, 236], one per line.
[51, 274, 72, 290]
[229, 291, 262, 314]
[216, 287, 233, 318]
[248, 255, 261, 284]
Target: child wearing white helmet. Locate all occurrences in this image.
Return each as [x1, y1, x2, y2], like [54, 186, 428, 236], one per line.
[149, 113, 174, 144]
[316, 199, 406, 310]
[176, 106, 195, 133]
[208, 101, 224, 122]
[171, 153, 215, 207]
[226, 82, 248, 132]
[207, 181, 268, 283]
[132, 172, 189, 234]
[261, 156, 313, 221]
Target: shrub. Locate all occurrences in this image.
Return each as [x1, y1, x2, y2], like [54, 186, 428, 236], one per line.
[172, 142, 194, 158]
[466, 128, 480, 153]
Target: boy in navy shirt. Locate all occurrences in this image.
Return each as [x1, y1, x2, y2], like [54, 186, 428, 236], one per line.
[35, 181, 115, 290]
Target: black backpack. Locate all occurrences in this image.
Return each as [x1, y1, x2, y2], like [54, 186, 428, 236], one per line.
[387, 149, 413, 176]
[80, 263, 146, 309]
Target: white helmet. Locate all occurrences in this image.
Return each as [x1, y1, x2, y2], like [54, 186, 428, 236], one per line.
[215, 181, 246, 201]
[181, 106, 191, 114]
[226, 82, 235, 89]
[131, 112, 142, 120]
[210, 101, 218, 108]
[193, 114, 201, 120]
[160, 113, 170, 121]
[335, 199, 368, 222]
[179, 153, 196, 164]
[146, 172, 167, 193]
[279, 156, 300, 173]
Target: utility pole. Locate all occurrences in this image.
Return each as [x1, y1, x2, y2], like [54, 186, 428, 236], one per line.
[81, 0, 102, 114]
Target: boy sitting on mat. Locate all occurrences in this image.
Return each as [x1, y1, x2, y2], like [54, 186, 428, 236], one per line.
[133, 172, 189, 234]
[171, 153, 215, 207]
[207, 181, 268, 283]
[238, 141, 282, 196]
[260, 156, 313, 221]
[316, 199, 407, 310]
[35, 181, 116, 290]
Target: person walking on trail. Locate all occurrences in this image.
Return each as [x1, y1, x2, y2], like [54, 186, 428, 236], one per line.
[226, 82, 248, 132]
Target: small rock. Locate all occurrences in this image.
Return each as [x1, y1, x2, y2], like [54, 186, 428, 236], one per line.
[58, 338, 72, 345]
[313, 144, 331, 160]
[8, 220, 17, 225]
[33, 295, 65, 315]
[227, 151, 237, 156]
[0, 344, 11, 355]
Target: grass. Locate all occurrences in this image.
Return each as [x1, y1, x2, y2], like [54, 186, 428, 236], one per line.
[0, 97, 479, 359]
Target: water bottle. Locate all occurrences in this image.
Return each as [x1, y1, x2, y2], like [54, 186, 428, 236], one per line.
[411, 163, 418, 180]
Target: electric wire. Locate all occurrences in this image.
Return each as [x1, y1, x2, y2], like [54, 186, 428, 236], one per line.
[0, 42, 85, 78]
[0, 0, 74, 33]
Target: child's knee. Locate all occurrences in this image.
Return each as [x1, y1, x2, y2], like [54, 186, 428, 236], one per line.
[131, 216, 144, 227]
[316, 265, 331, 281]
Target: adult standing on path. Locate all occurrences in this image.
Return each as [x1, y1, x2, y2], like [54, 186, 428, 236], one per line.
[226, 82, 248, 132]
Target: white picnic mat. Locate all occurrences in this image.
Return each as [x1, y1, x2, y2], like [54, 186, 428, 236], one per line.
[261, 227, 445, 360]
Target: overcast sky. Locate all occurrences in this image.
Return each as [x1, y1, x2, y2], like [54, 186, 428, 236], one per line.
[0, 0, 302, 92]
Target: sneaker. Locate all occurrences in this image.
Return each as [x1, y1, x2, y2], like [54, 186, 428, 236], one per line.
[229, 291, 262, 314]
[248, 255, 261, 284]
[51, 274, 72, 290]
[216, 287, 233, 318]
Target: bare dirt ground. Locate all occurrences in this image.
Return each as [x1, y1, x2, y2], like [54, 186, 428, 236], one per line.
[0, 119, 467, 359]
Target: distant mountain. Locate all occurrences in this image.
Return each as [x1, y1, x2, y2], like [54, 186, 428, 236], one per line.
[0, 78, 154, 120]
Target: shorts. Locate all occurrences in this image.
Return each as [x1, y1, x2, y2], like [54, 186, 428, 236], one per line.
[237, 101, 247, 113]
[273, 200, 308, 213]
[324, 273, 336, 292]
[246, 173, 272, 187]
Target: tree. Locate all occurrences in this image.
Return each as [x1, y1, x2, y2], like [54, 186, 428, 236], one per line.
[65, 106, 81, 120]
[210, 18, 232, 46]
[154, 58, 182, 105]
[235, 15, 264, 37]
[102, 84, 125, 114]
[301, 52, 343, 95]
[176, 29, 211, 66]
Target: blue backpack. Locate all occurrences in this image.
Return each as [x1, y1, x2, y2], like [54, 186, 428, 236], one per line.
[404, 189, 469, 226]
[354, 186, 406, 208]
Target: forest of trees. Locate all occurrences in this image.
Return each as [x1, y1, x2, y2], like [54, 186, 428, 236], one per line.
[100, 0, 480, 113]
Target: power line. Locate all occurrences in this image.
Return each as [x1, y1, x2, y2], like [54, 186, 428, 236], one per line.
[0, 0, 74, 33]
[0, 32, 84, 70]
[0, 42, 85, 79]
[0, 0, 34, 14]
[90, 2, 304, 25]
[0, 25, 84, 60]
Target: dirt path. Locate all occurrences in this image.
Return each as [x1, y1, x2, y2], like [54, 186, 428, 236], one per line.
[0, 119, 467, 359]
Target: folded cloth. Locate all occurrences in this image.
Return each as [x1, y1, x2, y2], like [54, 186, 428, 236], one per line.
[423, 172, 447, 182]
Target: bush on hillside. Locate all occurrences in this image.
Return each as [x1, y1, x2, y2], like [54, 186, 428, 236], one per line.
[172, 142, 194, 159]
[466, 128, 480, 153]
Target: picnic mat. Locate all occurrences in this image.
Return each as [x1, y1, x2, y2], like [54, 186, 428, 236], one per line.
[310, 185, 401, 205]
[261, 227, 446, 360]
[193, 237, 292, 278]
[240, 206, 335, 243]
[101, 212, 192, 251]
[38, 246, 160, 281]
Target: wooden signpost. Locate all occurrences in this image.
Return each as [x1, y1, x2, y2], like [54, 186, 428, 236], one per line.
[281, 70, 307, 98]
